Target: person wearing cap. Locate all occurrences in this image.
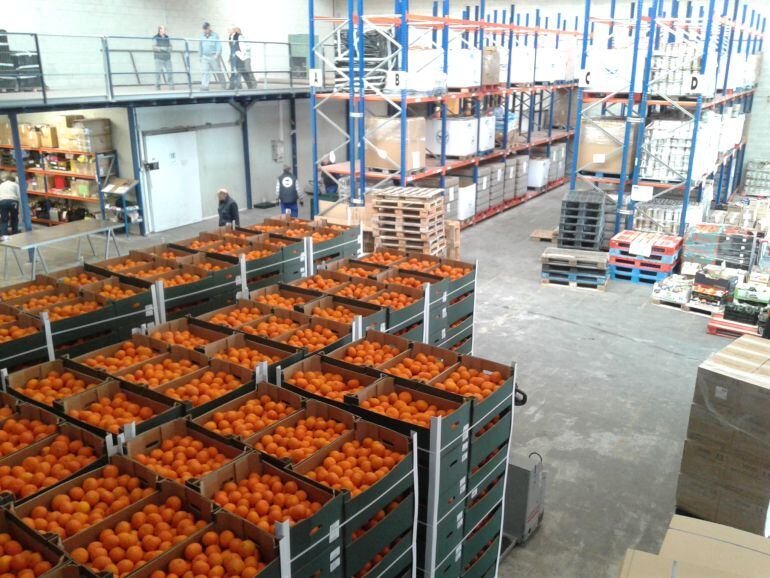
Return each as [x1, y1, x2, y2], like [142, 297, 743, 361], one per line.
[0, 171, 20, 236]
[275, 165, 301, 217]
[217, 188, 240, 227]
[199, 22, 222, 90]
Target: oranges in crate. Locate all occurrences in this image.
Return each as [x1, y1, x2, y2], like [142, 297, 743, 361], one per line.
[22, 292, 77, 311]
[354, 544, 392, 578]
[432, 366, 505, 400]
[106, 259, 149, 272]
[158, 250, 180, 260]
[249, 224, 282, 232]
[133, 265, 174, 279]
[120, 358, 201, 388]
[253, 292, 306, 309]
[0, 534, 54, 576]
[252, 416, 348, 463]
[311, 304, 356, 324]
[208, 306, 266, 328]
[398, 257, 436, 272]
[283, 228, 336, 242]
[159, 272, 201, 287]
[17, 370, 96, 405]
[285, 370, 363, 402]
[0, 324, 39, 343]
[59, 272, 103, 286]
[202, 395, 297, 438]
[208, 241, 245, 255]
[241, 248, 275, 260]
[162, 370, 244, 407]
[97, 283, 138, 301]
[68, 494, 205, 577]
[368, 291, 417, 310]
[133, 435, 231, 482]
[0, 283, 54, 301]
[0, 314, 15, 324]
[196, 260, 224, 271]
[336, 265, 374, 279]
[360, 251, 403, 266]
[0, 418, 56, 457]
[213, 472, 323, 533]
[335, 282, 379, 300]
[304, 438, 405, 496]
[239, 315, 298, 339]
[431, 263, 472, 280]
[149, 329, 210, 349]
[0, 434, 97, 498]
[340, 341, 400, 366]
[149, 530, 267, 578]
[281, 325, 340, 352]
[187, 239, 219, 250]
[387, 275, 425, 289]
[351, 499, 401, 540]
[296, 275, 342, 292]
[360, 390, 450, 428]
[21, 464, 154, 539]
[0, 407, 12, 420]
[47, 300, 103, 321]
[214, 346, 281, 369]
[69, 393, 157, 434]
[81, 341, 158, 373]
[385, 353, 446, 382]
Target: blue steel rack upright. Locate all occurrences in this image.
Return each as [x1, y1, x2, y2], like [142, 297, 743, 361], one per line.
[569, 0, 765, 238]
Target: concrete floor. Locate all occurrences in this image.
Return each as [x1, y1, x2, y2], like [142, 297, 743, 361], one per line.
[0, 190, 726, 578]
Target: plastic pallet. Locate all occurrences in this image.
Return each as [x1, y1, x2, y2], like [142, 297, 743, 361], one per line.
[560, 213, 605, 225]
[608, 255, 677, 273]
[541, 271, 607, 284]
[609, 265, 670, 285]
[609, 230, 682, 256]
[608, 247, 680, 265]
[557, 238, 603, 250]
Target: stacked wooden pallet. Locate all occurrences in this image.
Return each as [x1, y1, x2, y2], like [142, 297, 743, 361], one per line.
[540, 246, 609, 290]
[370, 186, 446, 255]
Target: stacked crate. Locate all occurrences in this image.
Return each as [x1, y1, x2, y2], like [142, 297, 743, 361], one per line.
[557, 190, 605, 250]
[540, 247, 609, 290]
[683, 224, 757, 271]
[487, 161, 506, 208]
[370, 186, 447, 256]
[475, 165, 493, 214]
[608, 230, 682, 285]
[512, 156, 529, 199]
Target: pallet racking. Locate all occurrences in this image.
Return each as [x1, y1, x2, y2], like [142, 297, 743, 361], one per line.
[308, 0, 583, 230]
[569, 0, 765, 238]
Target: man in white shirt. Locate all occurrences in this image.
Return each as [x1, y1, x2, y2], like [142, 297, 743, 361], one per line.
[0, 171, 20, 236]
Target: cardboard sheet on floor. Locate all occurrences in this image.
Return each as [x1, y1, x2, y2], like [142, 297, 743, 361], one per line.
[617, 549, 746, 578]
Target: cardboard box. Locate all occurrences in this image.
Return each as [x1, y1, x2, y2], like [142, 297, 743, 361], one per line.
[72, 118, 111, 133]
[0, 117, 11, 146]
[426, 117, 479, 157]
[481, 48, 500, 85]
[365, 116, 425, 171]
[57, 127, 113, 153]
[617, 549, 743, 578]
[528, 158, 551, 188]
[60, 114, 85, 127]
[447, 49, 482, 88]
[457, 185, 476, 220]
[18, 124, 40, 148]
[577, 117, 639, 176]
[38, 125, 58, 148]
[479, 115, 495, 151]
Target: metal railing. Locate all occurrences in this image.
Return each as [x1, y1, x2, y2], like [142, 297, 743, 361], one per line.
[0, 32, 310, 107]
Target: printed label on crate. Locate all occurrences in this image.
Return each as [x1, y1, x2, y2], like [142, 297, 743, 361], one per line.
[144, 304, 154, 317]
[462, 424, 469, 442]
[714, 385, 728, 401]
[309, 68, 324, 87]
[631, 185, 654, 202]
[460, 477, 467, 495]
[592, 153, 606, 164]
[456, 511, 464, 529]
[462, 441, 469, 461]
[628, 240, 653, 258]
[329, 520, 339, 542]
[455, 545, 462, 562]
[331, 557, 340, 572]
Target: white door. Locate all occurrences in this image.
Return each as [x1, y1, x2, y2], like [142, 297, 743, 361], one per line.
[145, 132, 202, 232]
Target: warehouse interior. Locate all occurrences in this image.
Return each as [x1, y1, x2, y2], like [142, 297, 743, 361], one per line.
[0, 1, 768, 578]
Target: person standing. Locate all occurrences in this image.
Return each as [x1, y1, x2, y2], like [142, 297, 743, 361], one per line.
[320, 156, 338, 197]
[217, 188, 240, 227]
[152, 26, 173, 89]
[199, 22, 222, 91]
[228, 27, 257, 89]
[275, 165, 302, 217]
[0, 172, 20, 236]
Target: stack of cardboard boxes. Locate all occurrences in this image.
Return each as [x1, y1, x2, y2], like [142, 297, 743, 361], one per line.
[419, 176, 460, 220]
[676, 334, 770, 536]
[508, 155, 529, 199]
[17, 116, 113, 153]
[487, 161, 506, 209]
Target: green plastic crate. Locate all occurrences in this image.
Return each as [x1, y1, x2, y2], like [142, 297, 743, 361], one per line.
[462, 503, 502, 567]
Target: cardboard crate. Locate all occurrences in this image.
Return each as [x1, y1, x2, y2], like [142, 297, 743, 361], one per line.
[351, 528, 413, 578]
[138, 243, 196, 261]
[0, 305, 46, 369]
[460, 532, 500, 578]
[193, 299, 274, 332]
[4, 285, 81, 312]
[0, 279, 58, 302]
[7, 359, 106, 410]
[28, 294, 115, 342]
[81, 277, 152, 318]
[329, 277, 388, 304]
[40, 266, 107, 289]
[234, 309, 310, 343]
[439, 312, 473, 347]
[290, 270, 350, 294]
[145, 317, 233, 352]
[324, 329, 411, 371]
[273, 316, 352, 355]
[84, 251, 156, 278]
[110, 347, 208, 388]
[416, 486, 466, 567]
[446, 290, 475, 325]
[299, 294, 387, 332]
[468, 403, 512, 472]
[357, 250, 409, 268]
[167, 232, 226, 253]
[463, 462, 505, 534]
[462, 503, 502, 567]
[378, 268, 448, 303]
[249, 284, 324, 314]
[0, 402, 61, 454]
[323, 258, 390, 281]
[429, 258, 476, 299]
[70, 334, 169, 378]
[0, 508, 69, 575]
[448, 331, 474, 355]
[366, 283, 426, 331]
[202, 332, 303, 382]
[377, 342, 460, 387]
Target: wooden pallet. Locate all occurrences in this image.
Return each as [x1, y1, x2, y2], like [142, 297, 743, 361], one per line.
[540, 278, 606, 292]
[707, 315, 760, 339]
[540, 246, 609, 269]
[530, 228, 558, 243]
[651, 299, 722, 317]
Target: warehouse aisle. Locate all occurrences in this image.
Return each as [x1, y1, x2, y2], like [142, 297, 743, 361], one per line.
[461, 188, 724, 577]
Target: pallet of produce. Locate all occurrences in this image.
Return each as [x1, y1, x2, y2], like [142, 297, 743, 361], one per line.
[201, 332, 303, 382]
[279, 355, 381, 407]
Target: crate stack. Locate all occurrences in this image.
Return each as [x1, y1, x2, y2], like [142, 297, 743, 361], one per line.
[683, 224, 758, 271]
[488, 161, 506, 209]
[540, 246, 609, 290]
[557, 190, 605, 250]
[744, 161, 770, 197]
[608, 230, 682, 285]
[507, 155, 529, 200]
[371, 186, 447, 256]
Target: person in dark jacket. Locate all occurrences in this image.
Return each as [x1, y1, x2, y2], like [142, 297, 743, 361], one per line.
[227, 27, 257, 89]
[275, 166, 302, 217]
[153, 26, 173, 89]
[217, 188, 240, 227]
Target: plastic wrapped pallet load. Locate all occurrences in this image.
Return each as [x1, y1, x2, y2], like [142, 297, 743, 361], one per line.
[528, 157, 550, 189]
[365, 115, 426, 171]
[577, 117, 638, 176]
[383, 48, 446, 95]
[457, 184, 476, 220]
[426, 117, 478, 157]
[447, 48, 482, 88]
[478, 116, 496, 152]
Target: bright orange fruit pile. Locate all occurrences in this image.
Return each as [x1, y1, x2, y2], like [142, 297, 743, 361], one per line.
[360, 390, 449, 428]
[0, 283, 54, 300]
[285, 370, 363, 401]
[69, 393, 156, 434]
[252, 416, 348, 463]
[133, 435, 231, 482]
[240, 315, 298, 339]
[281, 325, 339, 352]
[208, 306, 266, 328]
[341, 341, 399, 366]
[431, 366, 505, 400]
[17, 370, 96, 405]
[22, 292, 76, 311]
[81, 341, 158, 372]
[213, 346, 281, 369]
[162, 370, 244, 407]
[335, 282, 380, 300]
[149, 329, 210, 348]
[296, 275, 342, 291]
[0, 418, 56, 457]
[120, 358, 201, 388]
[202, 395, 297, 439]
[368, 291, 417, 310]
[0, 325, 39, 343]
[385, 353, 446, 382]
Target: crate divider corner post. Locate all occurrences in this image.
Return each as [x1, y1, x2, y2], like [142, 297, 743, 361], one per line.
[494, 361, 519, 576]
[422, 282, 431, 344]
[40, 310, 55, 361]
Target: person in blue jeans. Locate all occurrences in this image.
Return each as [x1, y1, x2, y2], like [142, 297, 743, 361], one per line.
[275, 165, 302, 217]
[0, 172, 20, 236]
[199, 22, 221, 90]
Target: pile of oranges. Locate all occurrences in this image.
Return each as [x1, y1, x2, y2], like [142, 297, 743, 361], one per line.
[162, 370, 244, 407]
[283, 228, 336, 243]
[22, 292, 77, 311]
[149, 329, 210, 349]
[0, 283, 54, 301]
[368, 291, 417, 310]
[295, 275, 342, 292]
[157, 250, 181, 260]
[311, 304, 356, 324]
[133, 435, 232, 482]
[208, 242, 247, 256]
[336, 265, 374, 279]
[253, 292, 306, 310]
[398, 257, 435, 272]
[196, 260, 225, 271]
[213, 473, 323, 533]
[252, 416, 348, 463]
[59, 272, 103, 287]
[248, 224, 282, 232]
[351, 500, 401, 540]
[120, 358, 201, 388]
[360, 251, 404, 265]
[0, 407, 11, 420]
[80, 341, 158, 372]
[387, 275, 426, 289]
[150, 530, 266, 578]
[354, 544, 392, 578]
[213, 346, 281, 369]
[0, 534, 54, 576]
[303, 438, 404, 496]
[432, 366, 505, 400]
[0, 324, 39, 343]
[240, 248, 276, 261]
[17, 370, 96, 406]
[385, 353, 446, 382]
[133, 265, 175, 279]
[0, 418, 57, 457]
[0, 434, 97, 498]
[340, 341, 400, 366]
[430, 264, 472, 280]
[187, 239, 219, 251]
[97, 283, 138, 301]
[240, 315, 298, 339]
[207, 306, 266, 329]
[0, 314, 14, 324]
[21, 465, 154, 538]
[202, 395, 297, 439]
[159, 272, 201, 288]
[335, 282, 380, 300]
[285, 370, 363, 402]
[68, 393, 156, 434]
[68, 495, 205, 577]
[106, 259, 150, 272]
[47, 300, 103, 321]
[282, 325, 340, 352]
[360, 390, 450, 428]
